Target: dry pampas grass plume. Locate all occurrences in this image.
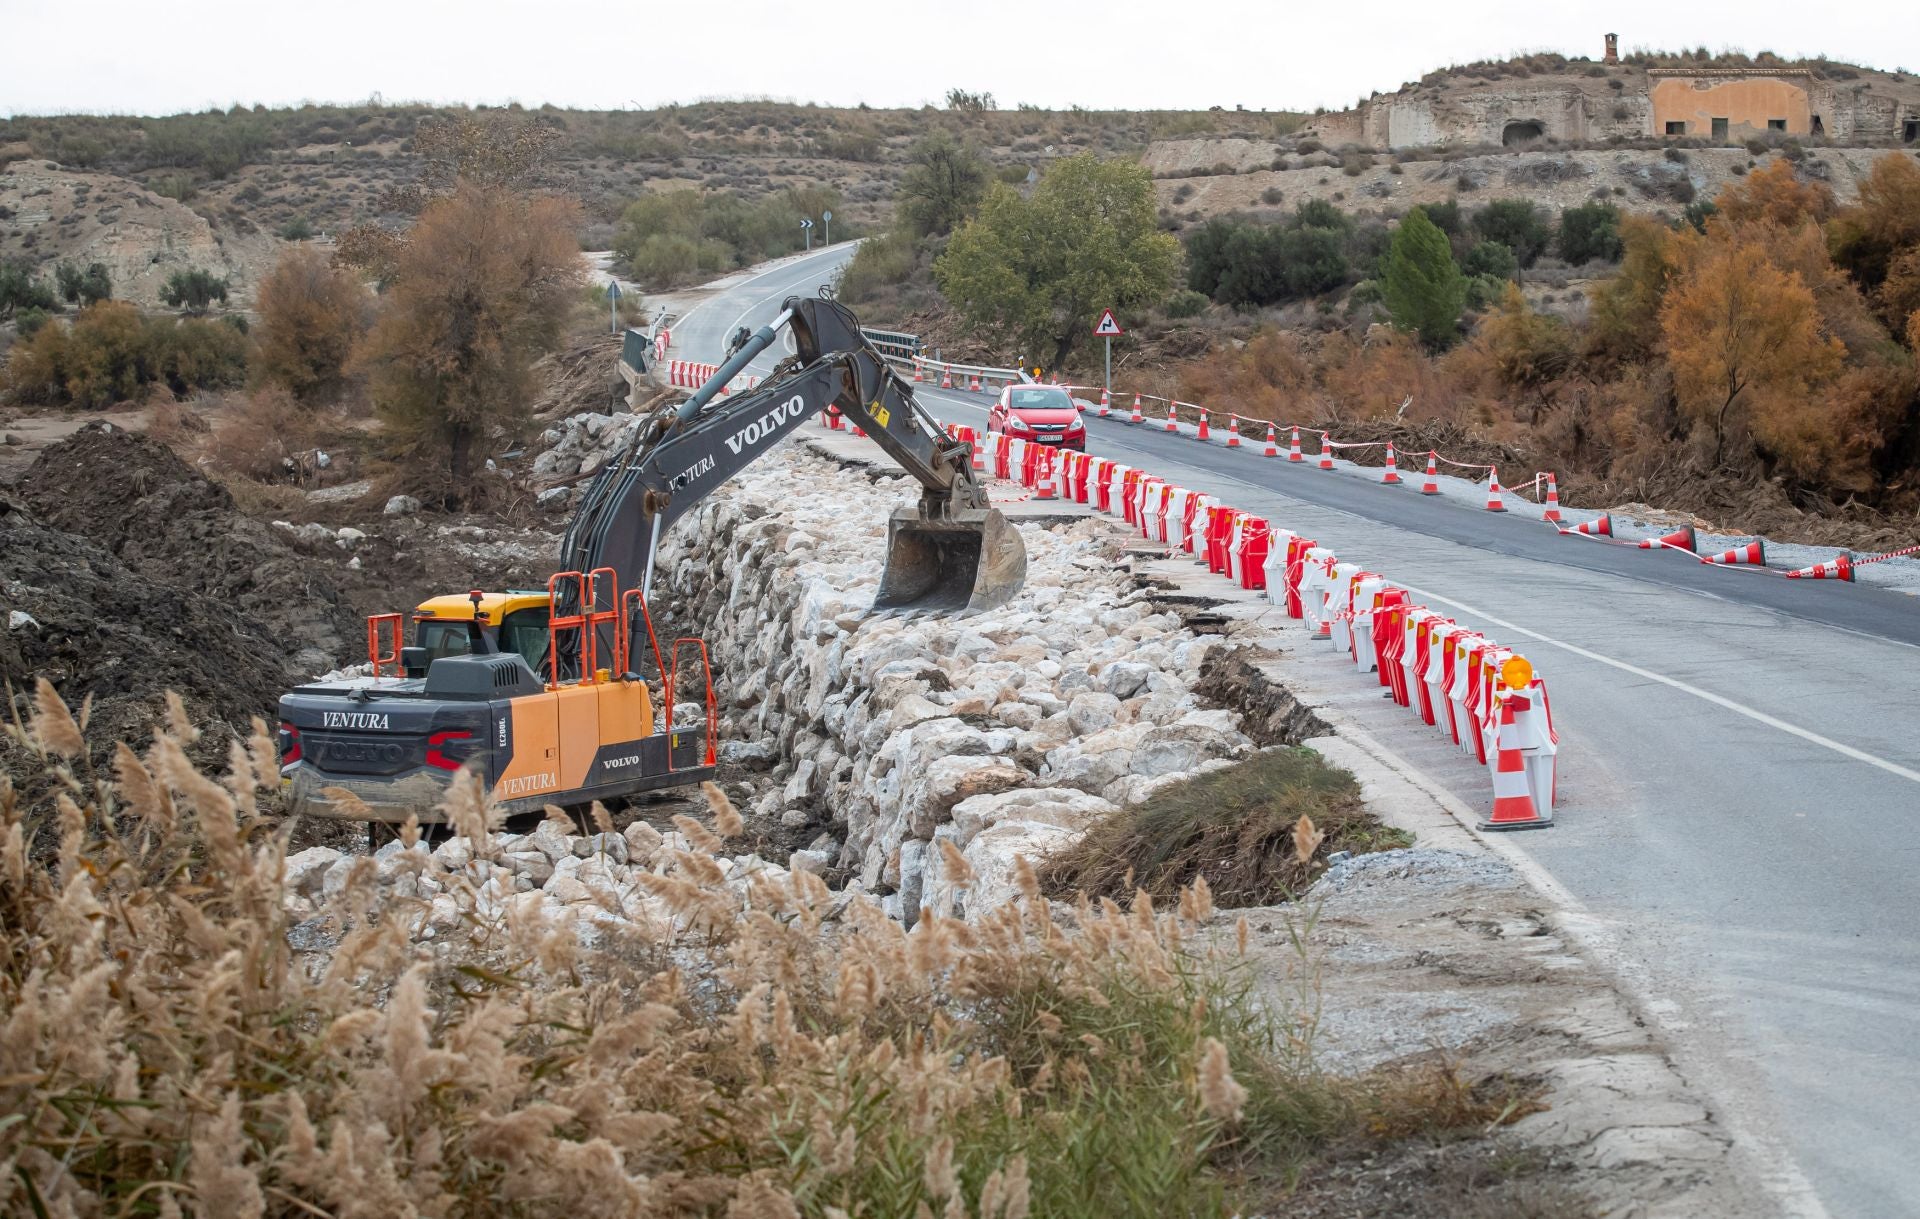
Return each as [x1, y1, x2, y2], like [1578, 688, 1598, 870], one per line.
[1198, 1036, 1248, 1123]
[1292, 813, 1326, 866]
[703, 781, 744, 837]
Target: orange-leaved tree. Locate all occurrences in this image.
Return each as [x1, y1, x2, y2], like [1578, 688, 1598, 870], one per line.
[1715, 158, 1836, 229]
[348, 185, 582, 500]
[1661, 235, 1844, 468]
[252, 245, 373, 403]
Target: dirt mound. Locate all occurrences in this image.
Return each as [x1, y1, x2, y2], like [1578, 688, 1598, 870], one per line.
[0, 495, 291, 757]
[21, 423, 361, 673]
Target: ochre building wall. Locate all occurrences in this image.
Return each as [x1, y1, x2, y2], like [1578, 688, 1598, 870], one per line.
[1650, 76, 1812, 138]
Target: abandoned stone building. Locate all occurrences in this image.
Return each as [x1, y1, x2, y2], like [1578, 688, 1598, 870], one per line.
[1305, 35, 1920, 150]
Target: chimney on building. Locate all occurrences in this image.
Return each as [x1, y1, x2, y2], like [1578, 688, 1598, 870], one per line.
[1604, 32, 1619, 65]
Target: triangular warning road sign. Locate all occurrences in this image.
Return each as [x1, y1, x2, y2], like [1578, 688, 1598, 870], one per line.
[1093, 308, 1124, 337]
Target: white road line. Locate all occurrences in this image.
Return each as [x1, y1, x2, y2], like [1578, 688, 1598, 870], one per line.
[1400, 583, 1920, 787]
[671, 244, 852, 341]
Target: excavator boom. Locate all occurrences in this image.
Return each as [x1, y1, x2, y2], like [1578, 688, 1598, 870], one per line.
[562, 297, 1026, 616]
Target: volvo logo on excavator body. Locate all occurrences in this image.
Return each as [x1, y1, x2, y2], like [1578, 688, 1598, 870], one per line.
[722, 394, 807, 456]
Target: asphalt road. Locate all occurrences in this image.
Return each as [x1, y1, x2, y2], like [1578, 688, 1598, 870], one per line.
[665, 245, 1920, 1218]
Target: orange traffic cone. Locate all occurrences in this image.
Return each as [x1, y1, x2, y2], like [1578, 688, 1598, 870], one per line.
[1263, 423, 1279, 457]
[1196, 409, 1211, 441]
[1165, 400, 1178, 432]
[1099, 387, 1111, 416]
[1542, 473, 1563, 524]
[940, 364, 954, 389]
[1318, 433, 1334, 470]
[1129, 393, 1143, 423]
[1560, 513, 1612, 537]
[1481, 694, 1551, 831]
[1786, 553, 1854, 581]
[1485, 467, 1506, 512]
[1288, 427, 1304, 463]
[1637, 525, 1697, 554]
[1226, 416, 1242, 448]
[913, 360, 924, 383]
[1703, 540, 1766, 566]
[1381, 442, 1402, 485]
[1419, 451, 1440, 495]
[968, 371, 981, 392]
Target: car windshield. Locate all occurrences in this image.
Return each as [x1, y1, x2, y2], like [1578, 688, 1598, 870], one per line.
[1008, 387, 1073, 410]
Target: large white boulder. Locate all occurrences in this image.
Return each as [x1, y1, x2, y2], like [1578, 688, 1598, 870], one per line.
[949, 787, 1117, 846]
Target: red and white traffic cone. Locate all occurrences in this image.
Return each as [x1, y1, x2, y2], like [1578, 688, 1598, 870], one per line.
[1318, 433, 1334, 470]
[1481, 694, 1551, 831]
[913, 360, 924, 383]
[1225, 416, 1242, 447]
[1196, 410, 1211, 441]
[1129, 393, 1143, 424]
[1637, 525, 1697, 554]
[1381, 442, 1402, 485]
[1542, 473, 1563, 524]
[968, 371, 981, 392]
[1263, 423, 1279, 458]
[1484, 467, 1506, 512]
[1703, 540, 1766, 566]
[1035, 448, 1056, 500]
[940, 365, 954, 389]
[1704, 541, 1758, 564]
[1165, 401, 1178, 432]
[1099, 387, 1111, 416]
[1419, 451, 1440, 495]
[1288, 427, 1304, 463]
[1559, 513, 1613, 537]
[1786, 553, 1855, 581]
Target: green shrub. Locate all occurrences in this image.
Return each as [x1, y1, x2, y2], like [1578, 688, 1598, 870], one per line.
[279, 215, 316, 240]
[838, 227, 918, 303]
[1471, 198, 1551, 267]
[160, 268, 230, 312]
[150, 315, 249, 395]
[0, 259, 57, 318]
[1165, 288, 1209, 318]
[55, 260, 112, 305]
[1462, 239, 1518, 280]
[1557, 201, 1624, 263]
[14, 306, 52, 338]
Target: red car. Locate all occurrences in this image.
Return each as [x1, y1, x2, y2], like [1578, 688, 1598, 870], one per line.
[988, 384, 1087, 451]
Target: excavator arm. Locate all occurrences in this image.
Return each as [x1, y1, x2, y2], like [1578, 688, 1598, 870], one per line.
[560, 297, 1026, 620]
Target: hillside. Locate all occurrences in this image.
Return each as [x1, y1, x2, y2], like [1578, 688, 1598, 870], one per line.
[0, 101, 1286, 305]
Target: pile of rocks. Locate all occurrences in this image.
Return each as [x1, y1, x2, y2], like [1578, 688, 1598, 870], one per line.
[643, 441, 1254, 925]
[282, 817, 799, 938]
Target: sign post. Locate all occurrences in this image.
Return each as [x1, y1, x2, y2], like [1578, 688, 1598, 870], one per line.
[823, 209, 833, 245]
[1093, 308, 1124, 400]
[607, 279, 622, 334]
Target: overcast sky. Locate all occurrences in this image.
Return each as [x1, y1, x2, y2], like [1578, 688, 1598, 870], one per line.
[3, 0, 1916, 117]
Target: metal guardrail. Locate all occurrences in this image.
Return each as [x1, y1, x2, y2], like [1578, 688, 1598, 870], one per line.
[621, 327, 652, 374]
[861, 328, 921, 364]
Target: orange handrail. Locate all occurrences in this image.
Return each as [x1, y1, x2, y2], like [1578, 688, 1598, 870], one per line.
[545, 570, 589, 688]
[366, 613, 404, 677]
[668, 637, 719, 767]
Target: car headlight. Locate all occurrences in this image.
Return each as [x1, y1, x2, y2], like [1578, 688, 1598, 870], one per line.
[1006, 416, 1031, 432]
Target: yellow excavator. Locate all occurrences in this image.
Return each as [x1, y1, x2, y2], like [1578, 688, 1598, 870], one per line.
[276, 298, 1028, 823]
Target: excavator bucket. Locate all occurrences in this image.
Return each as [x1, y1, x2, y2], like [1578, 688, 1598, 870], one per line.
[873, 507, 1027, 615]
